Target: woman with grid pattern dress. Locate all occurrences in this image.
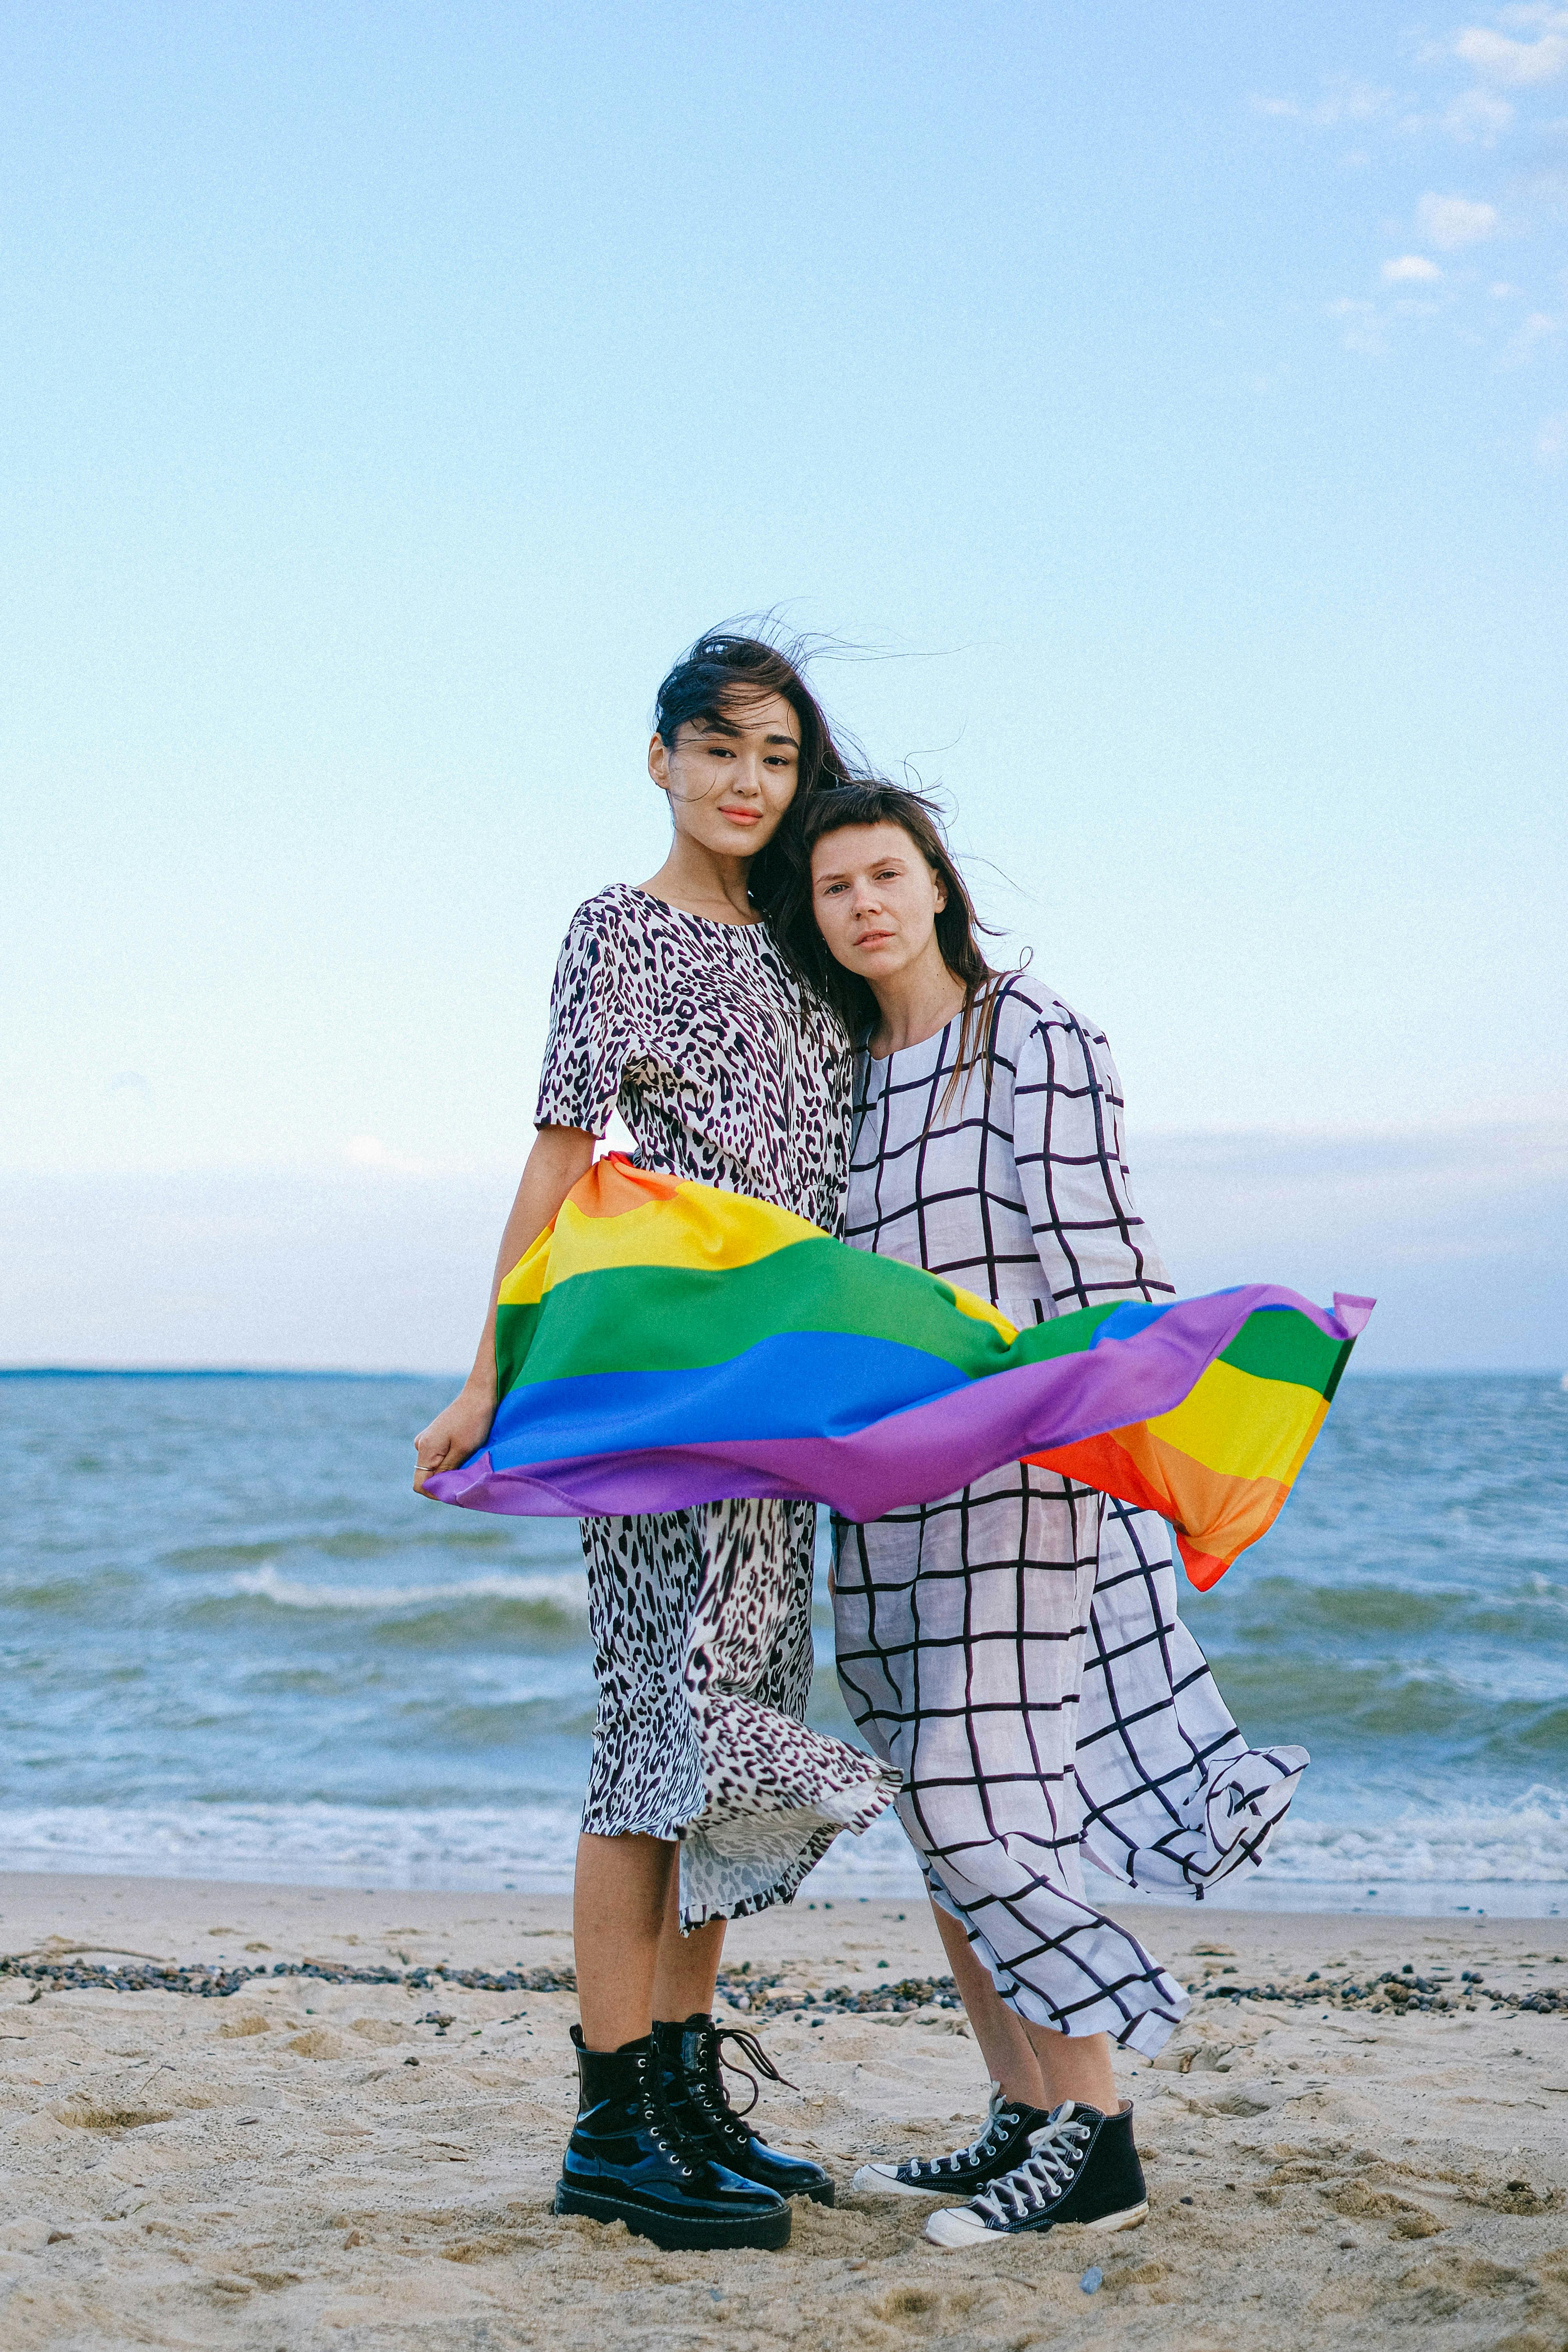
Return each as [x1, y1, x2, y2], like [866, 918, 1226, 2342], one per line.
[787, 782, 1307, 2254]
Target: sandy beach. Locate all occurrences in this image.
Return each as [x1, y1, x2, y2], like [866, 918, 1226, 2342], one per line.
[0, 1877, 1563, 2349]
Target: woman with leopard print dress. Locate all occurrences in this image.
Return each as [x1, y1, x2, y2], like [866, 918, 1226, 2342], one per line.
[414, 632, 899, 2253]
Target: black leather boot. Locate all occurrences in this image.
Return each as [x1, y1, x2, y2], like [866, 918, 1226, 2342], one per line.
[653, 2014, 834, 2207]
[554, 2027, 791, 2251]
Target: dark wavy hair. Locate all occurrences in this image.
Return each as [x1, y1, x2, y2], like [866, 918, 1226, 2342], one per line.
[775, 780, 1005, 1103]
[651, 627, 863, 928]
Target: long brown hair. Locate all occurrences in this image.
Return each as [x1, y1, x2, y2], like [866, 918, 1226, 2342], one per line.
[776, 781, 1005, 1108]
[651, 627, 865, 926]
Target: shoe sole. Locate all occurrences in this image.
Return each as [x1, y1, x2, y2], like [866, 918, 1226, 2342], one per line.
[925, 2199, 1148, 2249]
[553, 2183, 792, 2252]
[851, 2165, 945, 2198]
[1085, 2201, 1148, 2233]
[800, 2181, 836, 2207]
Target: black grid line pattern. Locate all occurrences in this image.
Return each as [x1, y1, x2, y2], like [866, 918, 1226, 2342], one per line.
[844, 974, 1170, 1323]
[833, 984, 1305, 2058]
[1079, 1501, 1307, 1898]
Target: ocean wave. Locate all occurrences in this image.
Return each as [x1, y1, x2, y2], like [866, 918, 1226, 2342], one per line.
[1199, 1654, 1568, 1734]
[2, 1790, 1565, 1910]
[0, 1570, 139, 1613]
[1264, 1785, 1568, 1885]
[163, 1522, 575, 1574]
[392, 1697, 600, 1746]
[0, 1802, 589, 1889]
[228, 1564, 591, 1616]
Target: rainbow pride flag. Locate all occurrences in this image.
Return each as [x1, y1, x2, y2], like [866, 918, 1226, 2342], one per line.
[423, 1157, 1372, 1588]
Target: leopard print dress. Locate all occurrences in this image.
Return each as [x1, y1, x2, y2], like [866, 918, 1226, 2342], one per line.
[535, 883, 901, 1927]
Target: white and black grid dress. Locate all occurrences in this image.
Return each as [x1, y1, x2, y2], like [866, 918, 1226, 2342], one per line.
[536, 884, 900, 1929]
[832, 976, 1307, 2057]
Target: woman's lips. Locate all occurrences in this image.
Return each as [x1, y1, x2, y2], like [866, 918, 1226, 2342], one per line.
[719, 806, 762, 825]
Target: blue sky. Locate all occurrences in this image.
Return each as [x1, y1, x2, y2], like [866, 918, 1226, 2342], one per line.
[3, 4, 1564, 1366]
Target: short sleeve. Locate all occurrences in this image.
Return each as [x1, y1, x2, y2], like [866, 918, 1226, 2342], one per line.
[1007, 993, 1173, 1313]
[534, 902, 627, 1137]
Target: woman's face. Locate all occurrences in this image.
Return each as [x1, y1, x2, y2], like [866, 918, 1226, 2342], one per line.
[811, 822, 948, 983]
[647, 692, 801, 858]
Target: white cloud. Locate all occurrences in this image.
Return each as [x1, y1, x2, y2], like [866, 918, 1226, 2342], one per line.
[1326, 296, 1388, 355]
[1416, 191, 1501, 247]
[1455, 21, 1568, 85]
[1504, 307, 1563, 359]
[1443, 85, 1517, 137]
[1250, 79, 1390, 127]
[1382, 254, 1444, 282]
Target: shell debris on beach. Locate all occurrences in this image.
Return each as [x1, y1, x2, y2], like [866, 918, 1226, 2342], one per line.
[2, 1878, 1568, 2352]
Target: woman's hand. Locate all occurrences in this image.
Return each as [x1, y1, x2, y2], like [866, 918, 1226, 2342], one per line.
[412, 1125, 597, 1497]
[414, 1383, 497, 1493]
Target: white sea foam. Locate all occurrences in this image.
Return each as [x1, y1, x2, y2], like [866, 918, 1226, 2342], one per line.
[0, 1803, 588, 1890]
[1260, 1787, 1568, 1885]
[229, 1564, 590, 1614]
[1, 1794, 1565, 1913]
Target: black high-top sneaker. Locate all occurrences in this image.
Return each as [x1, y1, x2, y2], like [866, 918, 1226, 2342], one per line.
[923, 2099, 1147, 2248]
[852, 2080, 1051, 2198]
[653, 2015, 834, 2206]
[554, 2027, 791, 2251]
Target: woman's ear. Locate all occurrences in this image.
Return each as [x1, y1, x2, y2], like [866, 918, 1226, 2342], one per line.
[648, 731, 671, 794]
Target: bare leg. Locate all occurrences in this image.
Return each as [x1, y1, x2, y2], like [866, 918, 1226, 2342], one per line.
[573, 1832, 675, 2048]
[651, 1849, 727, 2021]
[931, 1903, 1047, 2105]
[574, 1832, 729, 2049]
[932, 1900, 1120, 2114]
[1023, 2020, 1119, 2114]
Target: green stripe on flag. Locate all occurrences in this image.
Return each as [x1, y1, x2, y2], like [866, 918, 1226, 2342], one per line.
[495, 1240, 1120, 1393]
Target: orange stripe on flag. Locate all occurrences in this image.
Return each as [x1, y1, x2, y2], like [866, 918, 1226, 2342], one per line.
[1028, 1425, 1290, 1589]
[572, 1156, 682, 1218]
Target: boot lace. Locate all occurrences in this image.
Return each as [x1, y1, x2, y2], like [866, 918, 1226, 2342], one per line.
[690, 2026, 793, 2141]
[902, 2083, 1021, 2181]
[966, 2108, 1091, 2224]
[635, 2049, 696, 2177]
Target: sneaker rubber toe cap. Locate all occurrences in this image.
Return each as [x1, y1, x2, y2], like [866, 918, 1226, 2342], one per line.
[852, 2162, 941, 2197]
[924, 2205, 990, 2247]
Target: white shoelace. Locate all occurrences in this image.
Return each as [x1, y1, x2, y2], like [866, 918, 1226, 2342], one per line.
[903, 2083, 1021, 2181]
[966, 2107, 1091, 2224]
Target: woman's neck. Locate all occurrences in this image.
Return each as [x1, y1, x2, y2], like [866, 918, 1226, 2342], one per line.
[640, 833, 758, 924]
[867, 946, 967, 1057]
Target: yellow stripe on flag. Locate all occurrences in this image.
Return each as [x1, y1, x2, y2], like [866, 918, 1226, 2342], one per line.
[946, 1283, 1018, 1341]
[1146, 1358, 1328, 1487]
[545, 1183, 817, 1292]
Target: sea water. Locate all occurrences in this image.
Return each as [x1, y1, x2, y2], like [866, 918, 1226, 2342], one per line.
[3, 1372, 1565, 1916]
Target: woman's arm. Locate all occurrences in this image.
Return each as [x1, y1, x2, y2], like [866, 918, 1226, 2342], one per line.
[412, 1124, 597, 1491]
[1008, 995, 1174, 1312]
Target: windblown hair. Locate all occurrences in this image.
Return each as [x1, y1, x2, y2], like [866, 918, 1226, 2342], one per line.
[651, 627, 862, 929]
[776, 780, 1005, 1107]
